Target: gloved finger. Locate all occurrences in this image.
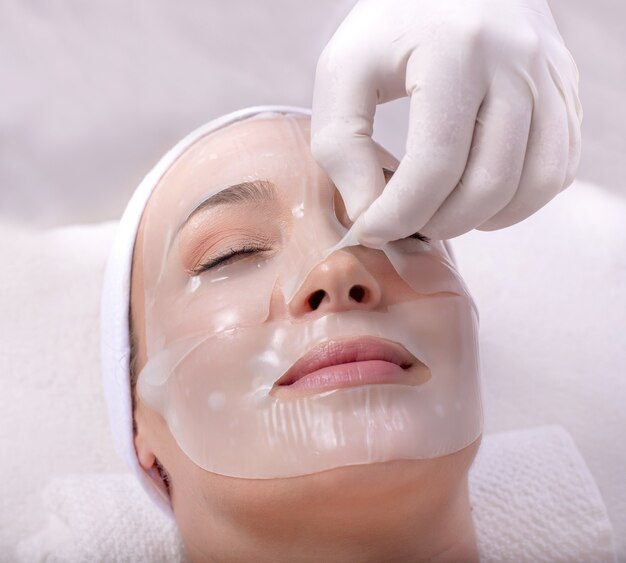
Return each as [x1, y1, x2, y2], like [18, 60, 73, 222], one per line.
[558, 49, 583, 191]
[419, 74, 533, 240]
[311, 44, 387, 222]
[478, 68, 571, 231]
[354, 47, 485, 246]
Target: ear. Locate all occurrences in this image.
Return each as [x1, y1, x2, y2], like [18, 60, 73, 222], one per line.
[134, 406, 171, 499]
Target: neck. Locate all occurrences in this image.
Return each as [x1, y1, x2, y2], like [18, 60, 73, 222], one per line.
[181, 471, 478, 563]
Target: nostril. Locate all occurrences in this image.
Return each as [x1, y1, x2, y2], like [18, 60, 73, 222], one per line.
[308, 289, 326, 310]
[349, 285, 366, 303]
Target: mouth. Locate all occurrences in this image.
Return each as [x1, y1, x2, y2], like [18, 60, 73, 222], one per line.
[271, 336, 431, 398]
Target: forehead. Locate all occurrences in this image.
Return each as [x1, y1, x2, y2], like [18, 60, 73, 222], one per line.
[147, 117, 313, 215]
[144, 115, 398, 218]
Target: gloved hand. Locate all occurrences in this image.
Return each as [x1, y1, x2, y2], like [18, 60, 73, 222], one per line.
[311, 0, 582, 243]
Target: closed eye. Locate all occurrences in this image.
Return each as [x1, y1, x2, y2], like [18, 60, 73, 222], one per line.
[189, 231, 428, 276]
[190, 243, 273, 276]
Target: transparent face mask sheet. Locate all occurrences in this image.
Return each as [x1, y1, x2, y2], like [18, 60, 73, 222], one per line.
[137, 113, 482, 478]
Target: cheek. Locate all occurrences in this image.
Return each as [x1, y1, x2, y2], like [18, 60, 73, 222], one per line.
[266, 281, 291, 322]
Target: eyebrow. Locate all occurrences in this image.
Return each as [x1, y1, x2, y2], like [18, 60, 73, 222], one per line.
[176, 169, 395, 238]
[178, 179, 277, 232]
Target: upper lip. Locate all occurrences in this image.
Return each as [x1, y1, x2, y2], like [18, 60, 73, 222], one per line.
[275, 336, 417, 386]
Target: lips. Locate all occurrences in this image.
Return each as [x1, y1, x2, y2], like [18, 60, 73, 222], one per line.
[273, 337, 429, 397]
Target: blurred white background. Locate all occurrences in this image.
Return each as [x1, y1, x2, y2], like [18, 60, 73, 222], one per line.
[0, 0, 624, 227]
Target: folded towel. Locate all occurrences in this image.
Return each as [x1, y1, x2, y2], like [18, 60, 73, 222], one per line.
[16, 426, 616, 563]
[15, 474, 185, 563]
[469, 426, 616, 562]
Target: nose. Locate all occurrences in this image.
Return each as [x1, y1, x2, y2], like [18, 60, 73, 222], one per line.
[288, 250, 382, 316]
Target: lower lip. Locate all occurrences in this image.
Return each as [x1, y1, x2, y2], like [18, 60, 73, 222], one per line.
[279, 360, 411, 395]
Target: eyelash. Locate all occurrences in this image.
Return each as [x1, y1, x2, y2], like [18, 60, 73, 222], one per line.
[410, 232, 431, 243]
[191, 244, 272, 275]
[191, 233, 430, 275]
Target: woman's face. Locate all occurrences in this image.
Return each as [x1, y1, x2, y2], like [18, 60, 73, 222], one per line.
[130, 115, 481, 554]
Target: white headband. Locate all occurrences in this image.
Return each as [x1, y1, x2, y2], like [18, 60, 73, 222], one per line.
[100, 106, 313, 517]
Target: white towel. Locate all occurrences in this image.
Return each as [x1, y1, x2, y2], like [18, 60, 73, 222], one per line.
[15, 474, 185, 563]
[469, 426, 616, 563]
[16, 426, 616, 563]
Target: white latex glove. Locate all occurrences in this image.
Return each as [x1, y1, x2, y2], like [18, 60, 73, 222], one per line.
[311, 0, 582, 243]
